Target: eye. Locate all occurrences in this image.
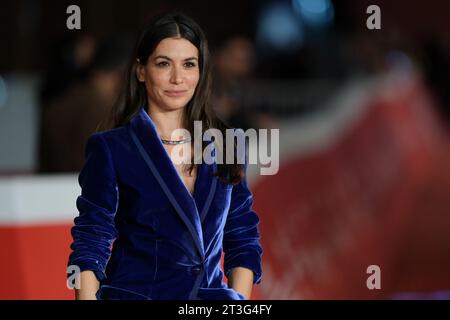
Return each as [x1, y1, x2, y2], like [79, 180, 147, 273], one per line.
[156, 61, 169, 67]
[184, 61, 197, 68]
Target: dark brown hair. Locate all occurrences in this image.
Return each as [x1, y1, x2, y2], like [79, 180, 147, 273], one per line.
[100, 12, 244, 184]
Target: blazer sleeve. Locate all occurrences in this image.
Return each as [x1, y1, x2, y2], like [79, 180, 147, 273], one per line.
[67, 133, 119, 281]
[223, 167, 263, 285]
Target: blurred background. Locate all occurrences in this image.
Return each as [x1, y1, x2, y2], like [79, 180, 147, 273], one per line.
[0, 0, 449, 299]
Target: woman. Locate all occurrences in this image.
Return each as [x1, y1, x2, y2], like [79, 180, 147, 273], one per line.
[67, 12, 262, 300]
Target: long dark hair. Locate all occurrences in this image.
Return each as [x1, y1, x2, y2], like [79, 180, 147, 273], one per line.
[100, 12, 244, 185]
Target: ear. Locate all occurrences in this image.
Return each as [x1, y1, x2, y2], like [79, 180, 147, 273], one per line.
[136, 62, 146, 82]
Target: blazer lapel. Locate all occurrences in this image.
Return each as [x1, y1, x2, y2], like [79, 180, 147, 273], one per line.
[128, 107, 217, 260]
[196, 159, 218, 224]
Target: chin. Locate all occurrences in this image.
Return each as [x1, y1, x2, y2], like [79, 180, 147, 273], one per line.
[162, 102, 187, 111]
[164, 98, 192, 110]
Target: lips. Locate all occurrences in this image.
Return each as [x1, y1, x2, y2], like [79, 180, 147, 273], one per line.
[164, 90, 188, 97]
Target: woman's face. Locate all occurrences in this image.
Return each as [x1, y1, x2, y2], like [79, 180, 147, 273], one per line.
[137, 37, 200, 112]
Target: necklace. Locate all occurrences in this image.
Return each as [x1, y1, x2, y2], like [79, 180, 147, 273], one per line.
[161, 137, 192, 145]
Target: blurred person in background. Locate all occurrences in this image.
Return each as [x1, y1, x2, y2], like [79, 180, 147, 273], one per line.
[39, 33, 97, 106]
[38, 34, 131, 172]
[67, 12, 262, 300]
[211, 35, 275, 130]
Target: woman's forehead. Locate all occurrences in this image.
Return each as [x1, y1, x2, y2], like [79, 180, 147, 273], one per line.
[152, 37, 199, 59]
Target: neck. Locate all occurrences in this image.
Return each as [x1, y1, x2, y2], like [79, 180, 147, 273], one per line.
[147, 105, 187, 140]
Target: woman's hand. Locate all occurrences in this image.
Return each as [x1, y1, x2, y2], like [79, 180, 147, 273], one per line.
[75, 271, 100, 300]
[227, 267, 254, 300]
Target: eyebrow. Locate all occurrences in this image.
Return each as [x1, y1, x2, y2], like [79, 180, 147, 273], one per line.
[154, 55, 198, 61]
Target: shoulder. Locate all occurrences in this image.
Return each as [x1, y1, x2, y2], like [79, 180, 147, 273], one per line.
[81, 127, 131, 173]
[84, 126, 132, 160]
[93, 126, 129, 140]
[89, 126, 131, 147]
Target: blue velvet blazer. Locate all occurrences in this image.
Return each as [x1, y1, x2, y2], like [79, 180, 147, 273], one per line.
[67, 107, 262, 300]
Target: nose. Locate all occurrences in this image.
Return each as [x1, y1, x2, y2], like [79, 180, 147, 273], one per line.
[170, 66, 183, 85]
